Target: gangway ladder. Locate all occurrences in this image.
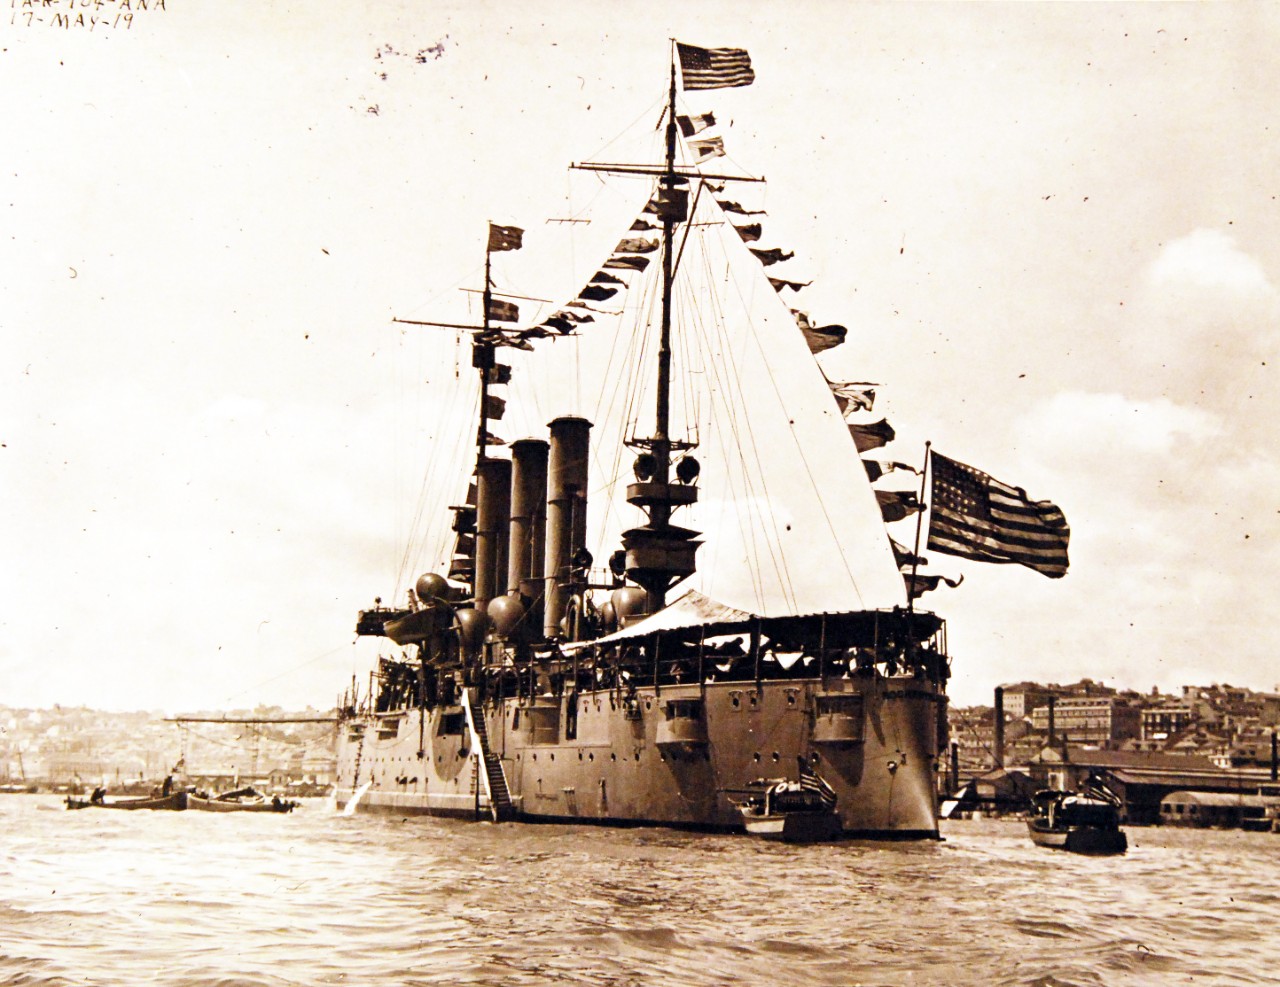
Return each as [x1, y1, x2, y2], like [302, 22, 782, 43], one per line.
[461, 688, 516, 822]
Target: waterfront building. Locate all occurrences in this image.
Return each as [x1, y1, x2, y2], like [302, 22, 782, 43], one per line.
[1029, 696, 1140, 747]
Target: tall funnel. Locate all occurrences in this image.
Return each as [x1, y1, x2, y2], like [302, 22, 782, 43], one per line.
[474, 457, 512, 611]
[544, 416, 591, 638]
[509, 438, 549, 629]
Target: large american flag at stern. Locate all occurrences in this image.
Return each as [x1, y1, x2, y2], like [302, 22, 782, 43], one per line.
[927, 452, 1070, 578]
[676, 43, 755, 90]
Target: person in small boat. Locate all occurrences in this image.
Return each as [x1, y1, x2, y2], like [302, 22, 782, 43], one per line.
[90, 786, 106, 804]
[162, 774, 174, 796]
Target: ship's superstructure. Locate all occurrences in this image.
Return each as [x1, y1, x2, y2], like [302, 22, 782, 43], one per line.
[334, 43, 958, 837]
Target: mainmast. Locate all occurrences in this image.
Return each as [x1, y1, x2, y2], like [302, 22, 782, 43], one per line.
[567, 45, 763, 615]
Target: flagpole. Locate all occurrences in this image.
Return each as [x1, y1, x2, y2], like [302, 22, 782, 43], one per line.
[906, 441, 931, 616]
[475, 230, 494, 468]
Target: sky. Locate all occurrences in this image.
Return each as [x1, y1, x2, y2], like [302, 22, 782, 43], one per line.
[4, 1, 1279, 713]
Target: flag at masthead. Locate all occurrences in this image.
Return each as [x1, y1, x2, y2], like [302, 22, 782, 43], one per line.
[676, 43, 755, 90]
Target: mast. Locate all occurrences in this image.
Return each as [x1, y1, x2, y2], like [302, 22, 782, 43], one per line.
[475, 246, 495, 469]
[651, 55, 678, 523]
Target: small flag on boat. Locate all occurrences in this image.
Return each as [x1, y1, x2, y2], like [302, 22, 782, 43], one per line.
[677, 43, 755, 90]
[768, 276, 811, 292]
[591, 270, 626, 285]
[688, 136, 726, 162]
[732, 222, 762, 243]
[482, 394, 506, 421]
[486, 298, 519, 323]
[927, 452, 1070, 578]
[487, 223, 524, 252]
[676, 112, 716, 137]
[579, 284, 618, 302]
[797, 757, 838, 808]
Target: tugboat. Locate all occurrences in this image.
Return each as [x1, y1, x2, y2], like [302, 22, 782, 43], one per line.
[1027, 789, 1128, 855]
[333, 42, 1068, 839]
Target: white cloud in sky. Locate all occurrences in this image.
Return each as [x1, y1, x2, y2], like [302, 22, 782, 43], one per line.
[1147, 228, 1276, 301]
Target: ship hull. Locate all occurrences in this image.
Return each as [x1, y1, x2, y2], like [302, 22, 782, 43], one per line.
[334, 674, 943, 838]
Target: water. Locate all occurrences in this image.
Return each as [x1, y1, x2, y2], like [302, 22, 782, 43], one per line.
[2, 796, 1277, 986]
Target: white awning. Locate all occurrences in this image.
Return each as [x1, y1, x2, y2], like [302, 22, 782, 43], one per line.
[565, 589, 756, 651]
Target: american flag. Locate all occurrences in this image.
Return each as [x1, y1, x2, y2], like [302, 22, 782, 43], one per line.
[927, 452, 1070, 578]
[797, 757, 838, 808]
[676, 43, 755, 91]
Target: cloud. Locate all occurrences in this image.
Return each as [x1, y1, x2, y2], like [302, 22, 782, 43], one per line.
[1019, 390, 1221, 461]
[1146, 228, 1276, 301]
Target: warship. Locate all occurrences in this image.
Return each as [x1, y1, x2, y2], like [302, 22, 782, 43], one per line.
[332, 43, 1066, 837]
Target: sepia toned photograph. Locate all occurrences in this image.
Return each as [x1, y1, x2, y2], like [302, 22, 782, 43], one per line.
[3, 2, 1278, 984]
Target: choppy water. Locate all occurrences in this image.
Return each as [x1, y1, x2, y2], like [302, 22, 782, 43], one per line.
[2, 796, 1277, 986]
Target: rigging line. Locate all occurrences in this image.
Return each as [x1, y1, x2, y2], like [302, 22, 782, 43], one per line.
[395, 370, 465, 591]
[689, 222, 795, 607]
[586, 324, 638, 553]
[714, 212, 872, 607]
[402, 369, 477, 589]
[588, 264, 663, 552]
[580, 88, 667, 169]
[674, 234, 772, 609]
[218, 644, 352, 706]
[695, 241, 793, 611]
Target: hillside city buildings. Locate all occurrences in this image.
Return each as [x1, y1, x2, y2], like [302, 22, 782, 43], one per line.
[0, 705, 336, 794]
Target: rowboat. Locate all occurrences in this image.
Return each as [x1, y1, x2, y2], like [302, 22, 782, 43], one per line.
[65, 792, 188, 811]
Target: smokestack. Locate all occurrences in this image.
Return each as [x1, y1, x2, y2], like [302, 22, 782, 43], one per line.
[950, 741, 960, 796]
[1047, 695, 1057, 748]
[509, 438, 549, 629]
[544, 416, 592, 638]
[1271, 729, 1277, 782]
[474, 457, 512, 611]
[993, 686, 1005, 769]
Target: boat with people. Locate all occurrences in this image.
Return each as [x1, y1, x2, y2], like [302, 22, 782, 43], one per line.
[188, 787, 299, 813]
[333, 42, 1069, 839]
[734, 757, 843, 842]
[1026, 788, 1127, 854]
[65, 791, 189, 811]
[66, 783, 298, 813]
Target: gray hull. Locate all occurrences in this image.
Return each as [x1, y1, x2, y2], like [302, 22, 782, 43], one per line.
[335, 674, 943, 837]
